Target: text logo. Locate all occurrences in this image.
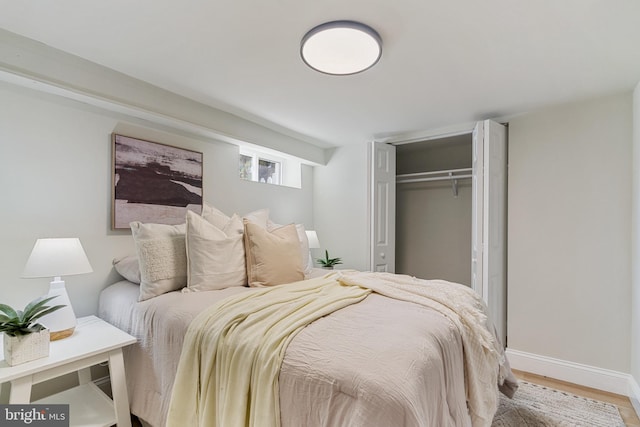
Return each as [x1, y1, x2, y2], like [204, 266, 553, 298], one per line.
[0, 405, 69, 426]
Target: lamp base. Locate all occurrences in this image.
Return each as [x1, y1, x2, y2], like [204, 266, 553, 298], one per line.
[49, 326, 75, 341]
[40, 278, 78, 340]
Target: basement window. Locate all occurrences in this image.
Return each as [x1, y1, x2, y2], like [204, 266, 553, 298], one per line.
[239, 148, 282, 185]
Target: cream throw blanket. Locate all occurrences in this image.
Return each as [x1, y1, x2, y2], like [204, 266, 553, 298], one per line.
[167, 271, 503, 427]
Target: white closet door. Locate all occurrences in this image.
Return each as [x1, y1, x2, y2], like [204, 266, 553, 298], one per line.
[370, 141, 396, 272]
[472, 120, 507, 346]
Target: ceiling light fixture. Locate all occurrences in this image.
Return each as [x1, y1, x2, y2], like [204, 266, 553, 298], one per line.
[300, 20, 382, 75]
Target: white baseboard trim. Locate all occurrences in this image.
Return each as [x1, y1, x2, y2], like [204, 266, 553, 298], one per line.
[505, 348, 632, 396]
[630, 375, 640, 417]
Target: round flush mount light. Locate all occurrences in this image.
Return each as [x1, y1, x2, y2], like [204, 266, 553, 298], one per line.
[300, 20, 382, 75]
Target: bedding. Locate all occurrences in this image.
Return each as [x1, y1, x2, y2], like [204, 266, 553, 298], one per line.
[243, 220, 305, 287]
[130, 221, 187, 301]
[184, 210, 246, 291]
[99, 271, 517, 427]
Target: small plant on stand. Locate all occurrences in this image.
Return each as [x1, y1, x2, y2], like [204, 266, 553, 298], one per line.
[316, 250, 343, 269]
[0, 296, 64, 365]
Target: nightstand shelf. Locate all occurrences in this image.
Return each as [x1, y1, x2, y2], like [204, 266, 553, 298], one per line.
[0, 316, 136, 427]
[35, 382, 116, 427]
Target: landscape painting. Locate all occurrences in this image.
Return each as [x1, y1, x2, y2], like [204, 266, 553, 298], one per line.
[112, 134, 203, 229]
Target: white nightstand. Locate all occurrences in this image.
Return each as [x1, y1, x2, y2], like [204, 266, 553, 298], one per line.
[0, 315, 136, 427]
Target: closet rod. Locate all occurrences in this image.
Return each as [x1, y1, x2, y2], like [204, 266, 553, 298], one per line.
[396, 167, 472, 184]
[396, 174, 471, 184]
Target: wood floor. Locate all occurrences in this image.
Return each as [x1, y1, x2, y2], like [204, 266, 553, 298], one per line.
[513, 369, 640, 427]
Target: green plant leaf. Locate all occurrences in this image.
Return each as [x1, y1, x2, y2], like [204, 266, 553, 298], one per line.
[316, 250, 343, 267]
[22, 296, 59, 322]
[31, 305, 66, 321]
[0, 314, 14, 323]
[20, 324, 45, 334]
[0, 295, 65, 336]
[0, 303, 18, 319]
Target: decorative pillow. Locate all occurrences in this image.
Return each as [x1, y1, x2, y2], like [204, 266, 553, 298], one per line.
[267, 220, 311, 274]
[201, 204, 230, 231]
[184, 211, 247, 291]
[243, 220, 304, 287]
[112, 255, 141, 284]
[202, 203, 263, 234]
[243, 208, 270, 229]
[130, 221, 187, 301]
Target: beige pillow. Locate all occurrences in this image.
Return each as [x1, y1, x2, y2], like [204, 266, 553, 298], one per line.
[243, 220, 304, 287]
[130, 221, 187, 301]
[185, 211, 247, 291]
[267, 220, 311, 274]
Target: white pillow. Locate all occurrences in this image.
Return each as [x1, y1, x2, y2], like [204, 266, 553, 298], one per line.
[267, 219, 311, 274]
[202, 203, 259, 235]
[112, 255, 141, 284]
[201, 204, 241, 234]
[244, 208, 270, 229]
[130, 221, 187, 301]
[184, 211, 247, 291]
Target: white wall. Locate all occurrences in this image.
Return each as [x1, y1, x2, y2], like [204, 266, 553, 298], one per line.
[313, 144, 370, 271]
[314, 92, 637, 382]
[632, 82, 640, 397]
[0, 82, 314, 317]
[508, 92, 633, 371]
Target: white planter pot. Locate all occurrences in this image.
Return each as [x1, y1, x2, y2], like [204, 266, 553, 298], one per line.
[3, 329, 50, 366]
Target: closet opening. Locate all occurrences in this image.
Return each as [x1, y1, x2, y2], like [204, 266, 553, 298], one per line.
[395, 133, 473, 286]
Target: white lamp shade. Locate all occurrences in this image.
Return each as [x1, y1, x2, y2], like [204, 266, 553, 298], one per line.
[22, 238, 93, 278]
[301, 21, 382, 75]
[22, 238, 92, 339]
[305, 230, 321, 249]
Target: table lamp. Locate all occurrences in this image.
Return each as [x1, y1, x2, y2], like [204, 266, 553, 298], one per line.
[305, 230, 321, 266]
[22, 238, 93, 340]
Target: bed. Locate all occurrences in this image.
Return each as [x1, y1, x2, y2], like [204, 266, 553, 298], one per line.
[98, 205, 517, 427]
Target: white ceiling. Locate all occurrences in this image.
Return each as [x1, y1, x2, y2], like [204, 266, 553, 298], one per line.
[1, 0, 639, 147]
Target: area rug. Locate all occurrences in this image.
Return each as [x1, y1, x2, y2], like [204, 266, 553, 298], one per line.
[492, 381, 625, 426]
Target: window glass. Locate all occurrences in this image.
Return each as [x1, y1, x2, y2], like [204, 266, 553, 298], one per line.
[239, 149, 283, 186]
[239, 154, 253, 180]
[258, 159, 281, 184]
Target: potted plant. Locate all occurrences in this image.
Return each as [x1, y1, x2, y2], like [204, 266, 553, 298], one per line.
[316, 250, 343, 269]
[0, 296, 64, 366]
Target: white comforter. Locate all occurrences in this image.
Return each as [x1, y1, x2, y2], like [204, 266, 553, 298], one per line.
[99, 272, 517, 427]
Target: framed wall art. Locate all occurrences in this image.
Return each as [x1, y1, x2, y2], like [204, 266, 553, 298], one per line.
[112, 134, 203, 229]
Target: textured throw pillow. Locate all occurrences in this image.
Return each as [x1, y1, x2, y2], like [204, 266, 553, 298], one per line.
[267, 220, 312, 274]
[243, 220, 304, 287]
[112, 255, 141, 284]
[130, 221, 187, 301]
[185, 210, 247, 291]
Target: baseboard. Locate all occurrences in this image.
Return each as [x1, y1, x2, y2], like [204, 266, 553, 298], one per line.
[630, 375, 640, 417]
[505, 348, 631, 396]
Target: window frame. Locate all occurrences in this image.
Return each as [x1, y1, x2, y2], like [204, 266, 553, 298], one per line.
[239, 147, 284, 186]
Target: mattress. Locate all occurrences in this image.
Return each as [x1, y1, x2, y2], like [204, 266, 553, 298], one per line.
[99, 277, 515, 427]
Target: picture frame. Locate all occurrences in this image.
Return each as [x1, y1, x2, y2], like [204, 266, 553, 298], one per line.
[112, 134, 203, 229]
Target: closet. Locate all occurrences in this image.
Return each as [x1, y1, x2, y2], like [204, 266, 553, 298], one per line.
[395, 134, 473, 286]
[370, 120, 507, 345]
